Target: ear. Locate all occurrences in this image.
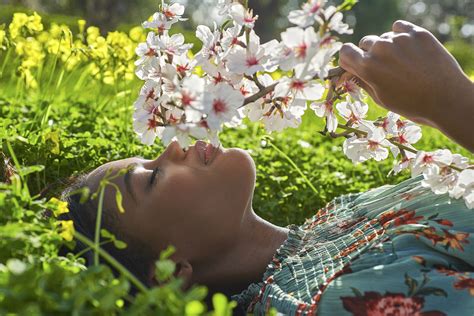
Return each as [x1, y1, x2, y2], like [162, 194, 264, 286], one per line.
[174, 260, 193, 290]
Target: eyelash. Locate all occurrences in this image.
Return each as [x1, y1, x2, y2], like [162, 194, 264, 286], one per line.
[149, 167, 160, 187]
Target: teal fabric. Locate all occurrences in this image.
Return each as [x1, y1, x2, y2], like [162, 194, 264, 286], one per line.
[232, 175, 474, 315]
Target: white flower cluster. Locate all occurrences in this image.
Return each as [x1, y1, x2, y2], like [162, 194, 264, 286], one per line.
[132, 0, 473, 209]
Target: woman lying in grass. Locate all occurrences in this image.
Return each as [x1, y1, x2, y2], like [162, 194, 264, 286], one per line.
[59, 21, 474, 315]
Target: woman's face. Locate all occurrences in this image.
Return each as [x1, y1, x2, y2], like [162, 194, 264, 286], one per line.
[86, 141, 256, 261]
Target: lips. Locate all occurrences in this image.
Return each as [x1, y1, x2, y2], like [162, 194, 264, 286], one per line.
[194, 140, 219, 165]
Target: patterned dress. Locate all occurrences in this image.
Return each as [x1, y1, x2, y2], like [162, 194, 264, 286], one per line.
[231, 175, 474, 315]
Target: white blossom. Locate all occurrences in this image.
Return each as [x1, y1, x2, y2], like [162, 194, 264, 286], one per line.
[135, 32, 161, 67]
[278, 27, 319, 71]
[411, 149, 453, 177]
[230, 4, 258, 29]
[161, 123, 208, 149]
[227, 31, 274, 76]
[202, 83, 245, 131]
[343, 127, 391, 163]
[311, 100, 338, 133]
[161, 3, 186, 21]
[142, 12, 175, 32]
[156, 32, 193, 56]
[336, 97, 369, 127]
[288, 0, 327, 28]
[317, 6, 353, 35]
[195, 24, 221, 64]
[449, 169, 474, 209]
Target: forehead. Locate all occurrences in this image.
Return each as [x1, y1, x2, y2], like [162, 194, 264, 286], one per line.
[86, 157, 140, 189]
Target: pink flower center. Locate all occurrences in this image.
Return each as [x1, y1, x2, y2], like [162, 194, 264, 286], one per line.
[146, 48, 156, 57]
[148, 118, 158, 130]
[240, 86, 250, 96]
[295, 42, 307, 59]
[246, 56, 259, 67]
[181, 92, 194, 106]
[213, 73, 225, 84]
[396, 120, 406, 129]
[320, 36, 334, 48]
[213, 99, 227, 113]
[422, 154, 434, 164]
[163, 9, 175, 19]
[290, 80, 305, 91]
[146, 88, 156, 101]
[177, 64, 189, 74]
[397, 134, 408, 144]
[325, 101, 334, 113]
[368, 140, 379, 150]
[199, 120, 209, 129]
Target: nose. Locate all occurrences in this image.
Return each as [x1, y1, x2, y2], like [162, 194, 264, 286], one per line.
[154, 141, 185, 163]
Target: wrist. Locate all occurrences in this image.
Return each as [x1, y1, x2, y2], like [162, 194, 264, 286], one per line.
[431, 74, 474, 130]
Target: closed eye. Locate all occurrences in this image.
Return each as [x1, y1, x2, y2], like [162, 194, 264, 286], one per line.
[148, 167, 160, 189]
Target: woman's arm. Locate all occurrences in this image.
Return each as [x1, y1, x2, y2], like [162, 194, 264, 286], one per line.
[338, 20, 474, 152]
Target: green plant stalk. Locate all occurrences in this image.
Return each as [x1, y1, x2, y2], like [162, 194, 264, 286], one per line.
[266, 140, 319, 196]
[44, 37, 62, 100]
[6, 140, 32, 198]
[73, 239, 114, 259]
[0, 48, 12, 79]
[74, 231, 148, 293]
[94, 184, 106, 266]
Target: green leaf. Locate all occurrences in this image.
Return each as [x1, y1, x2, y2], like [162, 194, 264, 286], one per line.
[337, 0, 358, 11]
[185, 300, 205, 316]
[155, 259, 176, 282]
[19, 165, 45, 176]
[100, 229, 113, 239]
[160, 245, 176, 260]
[416, 287, 448, 297]
[114, 189, 125, 214]
[113, 240, 127, 250]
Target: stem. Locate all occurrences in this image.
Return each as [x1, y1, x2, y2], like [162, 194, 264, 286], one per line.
[74, 231, 148, 293]
[266, 139, 319, 195]
[94, 184, 106, 266]
[241, 67, 345, 107]
[0, 48, 12, 79]
[335, 124, 464, 172]
[73, 239, 114, 259]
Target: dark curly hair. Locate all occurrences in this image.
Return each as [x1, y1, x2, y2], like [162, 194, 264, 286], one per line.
[57, 174, 158, 296]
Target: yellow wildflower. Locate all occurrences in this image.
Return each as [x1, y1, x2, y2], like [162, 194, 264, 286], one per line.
[0, 30, 5, 46]
[9, 12, 43, 39]
[59, 220, 75, 242]
[19, 67, 38, 89]
[49, 197, 69, 216]
[129, 26, 146, 42]
[86, 26, 101, 43]
[78, 19, 86, 34]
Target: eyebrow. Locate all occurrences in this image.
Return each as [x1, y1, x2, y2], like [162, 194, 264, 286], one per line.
[124, 162, 140, 203]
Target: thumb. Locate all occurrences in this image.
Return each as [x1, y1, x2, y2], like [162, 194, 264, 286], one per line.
[338, 43, 369, 82]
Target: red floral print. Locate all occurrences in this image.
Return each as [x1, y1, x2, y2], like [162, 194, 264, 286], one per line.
[453, 276, 474, 296]
[438, 229, 470, 252]
[341, 291, 446, 316]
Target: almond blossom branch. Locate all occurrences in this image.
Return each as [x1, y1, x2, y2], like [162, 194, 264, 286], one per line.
[242, 66, 345, 107]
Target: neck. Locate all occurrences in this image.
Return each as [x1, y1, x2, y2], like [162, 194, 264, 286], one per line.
[191, 205, 289, 296]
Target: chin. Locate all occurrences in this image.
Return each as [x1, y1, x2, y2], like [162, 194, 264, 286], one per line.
[215, 147, 256, 187]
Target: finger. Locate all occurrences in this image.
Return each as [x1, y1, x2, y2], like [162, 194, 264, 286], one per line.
[392, 20, 416, 33]
[359, 35, 380, 51]
[380, 31, 395, 39]
[354, 77, 383, 105]
[339, 43, 368, 80]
